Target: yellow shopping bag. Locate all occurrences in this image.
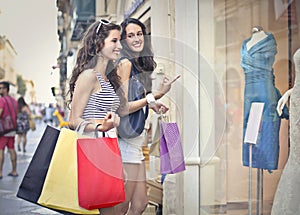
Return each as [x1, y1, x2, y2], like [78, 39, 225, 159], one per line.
[37, 127, 99, 214]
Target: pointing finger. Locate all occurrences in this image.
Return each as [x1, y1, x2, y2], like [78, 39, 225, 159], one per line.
[169, 75, 181, 84]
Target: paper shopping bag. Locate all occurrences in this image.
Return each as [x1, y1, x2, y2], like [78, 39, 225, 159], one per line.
[77, 135, 125, 210]
[160, 122, 186, 174]
[17, 125, 60, 203]
[37, 128, 99, 214]
[149, 113, 161, 156]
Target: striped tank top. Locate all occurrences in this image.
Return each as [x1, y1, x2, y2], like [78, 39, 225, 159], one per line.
[82, 72, 120, 119]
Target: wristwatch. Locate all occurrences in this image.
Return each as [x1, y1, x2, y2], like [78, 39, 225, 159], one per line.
[146, 93, 156, 106]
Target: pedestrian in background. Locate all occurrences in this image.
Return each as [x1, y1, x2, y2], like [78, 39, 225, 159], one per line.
[114, 18, 180, 215]
[0, 81, 18, 179]
[44, 103, 55, 125]
[67, 19, 122, 214]
[16, 97, 31, 153]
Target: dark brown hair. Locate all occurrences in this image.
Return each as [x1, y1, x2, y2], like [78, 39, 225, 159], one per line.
[0, 81, 10, 92]
[120, 18, 156, 93]
[17, 97, 29, 112]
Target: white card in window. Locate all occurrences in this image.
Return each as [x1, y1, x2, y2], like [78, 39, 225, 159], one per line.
[244, 102, 264, 144]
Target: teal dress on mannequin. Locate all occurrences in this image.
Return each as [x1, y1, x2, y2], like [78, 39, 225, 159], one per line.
[240, 32, 288, 170]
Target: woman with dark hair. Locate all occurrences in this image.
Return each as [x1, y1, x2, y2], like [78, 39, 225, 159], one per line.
[16, 97, 31, 153]
[67, 19, 122, 214]
[115, 18, 180, 214]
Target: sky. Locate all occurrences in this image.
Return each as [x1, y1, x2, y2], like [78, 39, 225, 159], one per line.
[0, 0, 60, 104]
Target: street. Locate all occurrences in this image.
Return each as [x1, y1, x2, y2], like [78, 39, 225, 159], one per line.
[0, 121, 59, 215]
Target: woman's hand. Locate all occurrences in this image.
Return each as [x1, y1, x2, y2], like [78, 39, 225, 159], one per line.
[154, 75, 181, 99]
[100, 112, 120, 131]
[150, 102, 169, 114]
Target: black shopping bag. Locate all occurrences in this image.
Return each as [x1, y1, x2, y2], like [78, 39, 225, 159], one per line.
[16, 125, 76, 215]
[17, 125, 60, 202]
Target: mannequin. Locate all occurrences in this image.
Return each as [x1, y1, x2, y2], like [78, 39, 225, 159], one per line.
[271, 48, 300, 215]
[240, 26, 288, 171]
[246, 26, 268, 51]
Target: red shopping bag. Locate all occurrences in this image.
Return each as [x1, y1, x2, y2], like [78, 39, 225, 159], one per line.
[77, 128, 125, 210]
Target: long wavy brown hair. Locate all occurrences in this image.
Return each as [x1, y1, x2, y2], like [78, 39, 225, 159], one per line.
[66, 20, 121, 108]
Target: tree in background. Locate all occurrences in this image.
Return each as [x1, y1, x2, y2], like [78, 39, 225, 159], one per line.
[17, 74, 27, 96]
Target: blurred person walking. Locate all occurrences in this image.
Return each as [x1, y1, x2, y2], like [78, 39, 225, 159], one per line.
[0, 81, 18, 179]
[16, 97, 31, 153]
[44, 104, 55, 125]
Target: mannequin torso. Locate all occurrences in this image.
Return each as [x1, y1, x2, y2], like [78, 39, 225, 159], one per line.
[246, 30, 268, 51]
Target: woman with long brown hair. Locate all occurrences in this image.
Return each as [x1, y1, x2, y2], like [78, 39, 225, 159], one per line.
[67, 19, 122, 214]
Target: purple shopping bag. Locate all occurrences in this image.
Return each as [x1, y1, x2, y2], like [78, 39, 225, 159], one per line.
[160, 122, 186, 174]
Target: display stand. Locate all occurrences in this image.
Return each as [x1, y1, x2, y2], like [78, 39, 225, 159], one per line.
[244, 102, 264, 215]
[257, 168, 263, 215]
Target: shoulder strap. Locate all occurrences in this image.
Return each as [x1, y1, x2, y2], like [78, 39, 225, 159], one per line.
[3, 97, 17, 123]
[2, 97, 12, 118]
[7, 96, 17, 115]
[95, 72, 105, 85]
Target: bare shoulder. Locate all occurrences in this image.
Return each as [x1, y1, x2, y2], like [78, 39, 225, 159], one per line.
[74, 69, 98, 95]
[117, 58, 132, 81]
[77, 69, 97, 84]
[119, 58, 131, 66]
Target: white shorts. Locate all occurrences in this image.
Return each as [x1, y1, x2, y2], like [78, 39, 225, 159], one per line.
[118, 131, 146, 164]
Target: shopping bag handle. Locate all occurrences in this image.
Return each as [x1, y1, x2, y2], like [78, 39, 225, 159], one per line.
[75, 120, 92, 135]
[95, 124, 106, 138]
[158, 111, 169, 122]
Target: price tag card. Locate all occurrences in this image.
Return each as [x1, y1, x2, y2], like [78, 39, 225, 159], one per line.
[244, 102, 264, 144]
